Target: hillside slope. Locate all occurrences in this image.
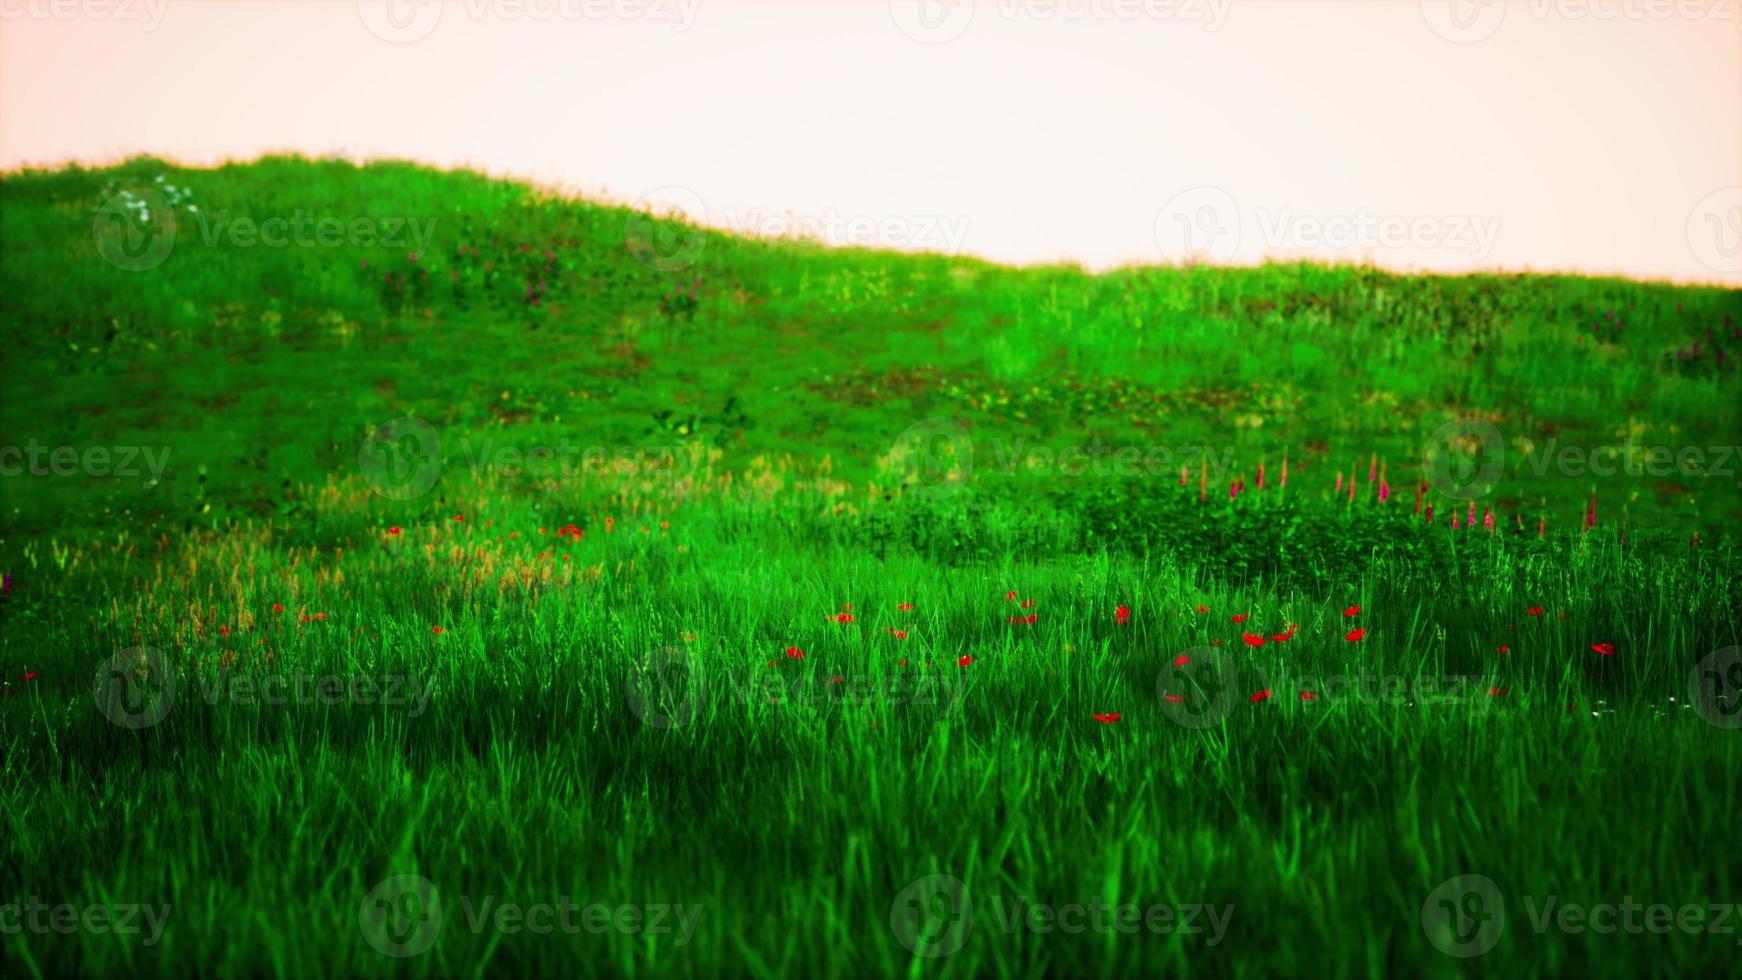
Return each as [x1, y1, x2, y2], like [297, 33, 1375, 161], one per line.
[2, 156, 1739, 535]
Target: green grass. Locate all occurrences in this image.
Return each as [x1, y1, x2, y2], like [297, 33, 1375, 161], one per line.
[1, 156, 1740, 978]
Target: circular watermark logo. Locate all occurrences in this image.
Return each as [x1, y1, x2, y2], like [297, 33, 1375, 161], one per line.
[1687, 186, 1742, 276]
[1422, 416, 1504, 501]
[1421, 0, 1506, 44]
[357, 0, 444, 44]
[94, 187, 177, 272]
[1421, 874, 1505, 957]
[1155, 646, 1248, 729]
[889, 417, 973, 500]
[359, 873, 443, 957]
[1689, 646, 1742, 730]
[1154, 186, 1241, 265]
[625, 646, 706, 728]
[360, 416, 443, 500]
[93, 645, 175, 730]
[625, 185, 709, 272]
[890, 873, 972, 958]
[889, 0, 975, 43]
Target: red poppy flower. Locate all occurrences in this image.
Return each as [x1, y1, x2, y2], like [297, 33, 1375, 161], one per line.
[1527, 606, 1544, 617]
[1299, 691, 1317, 701]
[1115, 605, 1132, 624]
[219, 626, 231, 636]
[272, 603, 285, 614]
[1497, 645, 1509, 654]
[898, 603, 913, 611]
[831, 676, 844, 685]
[21, 672, 37, 682]
[785, 646, 805, 659]
[1242, 632, 1267, 647]
[1343, 605, 1360, 617]
[888, 630, 909, 640]
[452, 515, 464, 522]
[388, 526, 402, 536]
[1162, 694, 1185, 703]
[1591, 643, 1615, 656]
[833, 613, 854, 624]
[1194, 604, 1209, 613]
[957, 655, 974, 667]
[897, 658, 909, 667]
[432, 626, 444, 635]
[1344, 627, 1366, 642]
[1488, 687, 1509, 697]
[1232, 613, 1249, 623]
[1270, 625, 1296, 643]
[1020, 599, 1036, 608]
[1249, 689, 1271, 703]
[1004, 591, 1018, 600]
[1092, 713, 1121, 724]
[1172, 654, 1189, 667]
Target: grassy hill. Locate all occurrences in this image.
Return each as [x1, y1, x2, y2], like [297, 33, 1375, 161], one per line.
[2, 158, 1740, 978]
[2, 155, 1738, 537]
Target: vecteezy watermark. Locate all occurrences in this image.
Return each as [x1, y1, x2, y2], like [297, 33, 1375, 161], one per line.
[358, 874, 701, 957]
[1155, 188, 1503, 265]
[624, 185, 972, 271]
[94, 182, 437, 272]
[889, 0, 1233, 44]
[360, 417, 443, 500]
[193, 671, 433, 719]
[889, 874, 1233, 958]
[359, 415, 705, 499]
[984, 439, 1237, 482]
[886, 417, 974, 500]
[1268, 670, 1493, 707]
[0, 441, 172, 485]
[1422, 0, 1742, 44]
[1156, 646, 1255, 729]
[93, 646, 176, 730]
[1422, 416, 1505, 500]
[1690, 647, 1742, 729]
[1422, 875, 1742, 957]
[728, 669, 969, 719]
[624, 186, 710, 272]
[453, 437, 703, 485]
[1158, 652, 1495, 725]
[0, 898, 172, 947]
[0, 0, 170, 29]
[189, 210, 437, 255]
[1517, 440, 1742, 488]
[624, 646, 707, 728]
[1425, 421, 1742, 501]
[95, 648, 436, 730]
[93, 185, 181, 272]
[1421, 874, 1507, 957]
[357, 0, 702, 44]
[1688, 186, 1742, 278]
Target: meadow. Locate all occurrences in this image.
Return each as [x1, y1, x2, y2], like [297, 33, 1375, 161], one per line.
[1, 156, 1739, 978]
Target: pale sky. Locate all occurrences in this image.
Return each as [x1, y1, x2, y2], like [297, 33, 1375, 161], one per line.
[2, 0, 1738, 283]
